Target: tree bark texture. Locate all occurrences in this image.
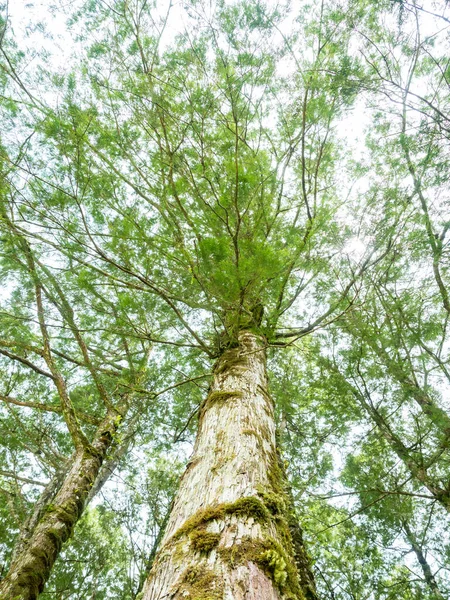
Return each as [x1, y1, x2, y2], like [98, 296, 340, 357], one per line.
[9, 461, 71, 566]
[142, 331, 316, 600]
[0, 410, 121, 600]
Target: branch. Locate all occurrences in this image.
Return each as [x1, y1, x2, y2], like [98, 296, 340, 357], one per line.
[0, 393, 101, 426]
[0, 469, 48, 487]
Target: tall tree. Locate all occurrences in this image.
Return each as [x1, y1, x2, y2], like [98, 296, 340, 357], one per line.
[0, 0, 366, 595]
[1, 0, 450, 599]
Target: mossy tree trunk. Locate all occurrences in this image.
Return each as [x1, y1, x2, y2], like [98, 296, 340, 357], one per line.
[142, 330, 317, 600]
[0, 410, 122, 600]
[9, 462, 71, 566]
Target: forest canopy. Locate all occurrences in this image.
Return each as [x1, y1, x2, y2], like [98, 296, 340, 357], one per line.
[0, 0, 449, 598]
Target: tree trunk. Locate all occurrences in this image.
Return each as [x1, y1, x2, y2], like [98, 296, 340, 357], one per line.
[86, 411, 139, 505]
[135, 507, 171, 599]
[365, 337, 450, 437]
[142, 330, 317, 600]
[9, 460, 71, 566]
[402, 521, 445, 600]
[0, 410, 122, 600]
[324, 358, 450, 512]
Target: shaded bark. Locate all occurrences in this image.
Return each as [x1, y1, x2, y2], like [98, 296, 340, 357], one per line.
[142, 330, 316, 600]
[281, 460, 319, 600]
[0, 410, 122, 600]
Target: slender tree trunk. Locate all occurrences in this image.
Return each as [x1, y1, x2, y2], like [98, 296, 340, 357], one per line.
[86, 412, 139, 505]
[324, 358, 450, 512]
[354, 386, 450, 511]
[366, 338, 450, 436]
[0, 409, 122, 600]
[359, 396, 450, 511]
[402, 521, 444, 600]
[142, 330, 317, 600]
[3, 411, 138, 596]
[9, 461, 71, 565]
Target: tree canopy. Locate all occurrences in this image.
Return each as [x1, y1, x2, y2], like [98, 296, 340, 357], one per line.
[0, 0, 449, 598]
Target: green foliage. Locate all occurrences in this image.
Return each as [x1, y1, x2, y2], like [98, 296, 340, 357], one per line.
[1, 0, 450, 598]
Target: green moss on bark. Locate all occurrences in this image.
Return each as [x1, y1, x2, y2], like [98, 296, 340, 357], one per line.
[198, 390, 244, 422]
[219, 535, 305, 600]
[269, 446, 320, 600]
[215, 354, 249, 375]
[207, 390, 244, 406]
[171, 496, 271, 543]
[257, 488, 286, 516]
[164, 493, 306, 598]
[241, 428, 260, 441]
[189, 530, 221, 554]
[179, 565, 224, 600]
[267, 449, 284, 496]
